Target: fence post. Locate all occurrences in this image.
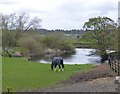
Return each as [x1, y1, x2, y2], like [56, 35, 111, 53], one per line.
[115, 60, 117, 72]
[118, 61, 120, 76]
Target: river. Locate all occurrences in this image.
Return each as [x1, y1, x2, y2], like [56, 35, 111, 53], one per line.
[33, 48, 101, 64]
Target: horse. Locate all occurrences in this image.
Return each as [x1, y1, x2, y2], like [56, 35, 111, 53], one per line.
[100, 53, 108, 63]
[51, 56, 64, 72]
[100, 52, 118, 63]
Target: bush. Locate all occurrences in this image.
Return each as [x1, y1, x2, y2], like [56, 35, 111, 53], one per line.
[17, 35, 44, 56]
[41, 32, 75, 53]
[2, 31, 16, 49]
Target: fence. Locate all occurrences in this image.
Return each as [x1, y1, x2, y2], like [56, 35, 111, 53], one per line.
[109, 59, 120, 76]
[108, 52, 120, 93]
[108, 52, 120, 76]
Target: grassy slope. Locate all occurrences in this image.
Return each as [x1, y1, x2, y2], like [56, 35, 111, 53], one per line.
[2, 57, 93, 91]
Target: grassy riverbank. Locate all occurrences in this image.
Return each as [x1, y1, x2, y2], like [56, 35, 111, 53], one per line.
[2, 57, 93, 92]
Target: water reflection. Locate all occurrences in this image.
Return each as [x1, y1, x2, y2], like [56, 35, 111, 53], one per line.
[33, 48, 101, 64]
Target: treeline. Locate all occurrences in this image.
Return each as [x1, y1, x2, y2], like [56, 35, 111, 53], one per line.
[1, 13, 75, 57]
[2, 31, 75, 57]
[37, 29, 84, 35]
[1, 13, 119, 59]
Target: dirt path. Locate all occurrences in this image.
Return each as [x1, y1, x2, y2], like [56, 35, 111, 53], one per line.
[30, 63, 118, 92]
[44, 77, 118, 92]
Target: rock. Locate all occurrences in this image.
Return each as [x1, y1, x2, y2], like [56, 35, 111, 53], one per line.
[28, 57, 32, 61]
[12, 52, 23, 57]
[45, 49, 55, 54]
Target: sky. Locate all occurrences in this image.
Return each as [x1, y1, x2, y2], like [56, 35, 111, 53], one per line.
[0, 0, 119, 30]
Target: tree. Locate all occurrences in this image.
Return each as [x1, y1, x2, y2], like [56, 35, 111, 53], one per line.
[15, 13, 41, 39]
[1, 13, 42, 56]
[83, 16, 117, 57]
[0, 13, 17, 31]
[0, 13, 41, 40]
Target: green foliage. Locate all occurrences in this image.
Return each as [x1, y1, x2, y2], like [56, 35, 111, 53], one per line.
[2, 50, 9, 57]
[41, 32, 75, 53]
[83, 16, 117, 56]
[2, 30, 16, 49]
[2, 57, 93, 91]
[12, 47, 29, 57]
[41, 35, 55, 49]
[0, 52, 1, 93]
[109, 29, 118, 51]
[17, 32, 44, 56]
[0, 30, 2, 47]
[58, 39, 75, 52]
[2, 29, 75, 56]
[78, 36, 96, 44]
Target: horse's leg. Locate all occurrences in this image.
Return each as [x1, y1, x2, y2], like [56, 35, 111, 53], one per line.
[62, 64, 64, 71]
[54, 64, 57, 72]
[58, 64, 61, 72]
[51, 63, 53, 71]
[62, 67, 64, 71]
[61, 60, 64, 71]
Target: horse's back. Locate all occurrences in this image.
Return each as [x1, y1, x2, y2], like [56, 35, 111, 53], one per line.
[52, 56, 63, 65]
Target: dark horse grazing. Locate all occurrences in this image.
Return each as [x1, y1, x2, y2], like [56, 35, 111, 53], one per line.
[51, 56, 64, 72]
[100, 53, 109, 63]
[101, 52, 118, 63]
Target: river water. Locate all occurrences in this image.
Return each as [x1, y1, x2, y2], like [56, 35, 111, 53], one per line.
[34, 48, 101, 64]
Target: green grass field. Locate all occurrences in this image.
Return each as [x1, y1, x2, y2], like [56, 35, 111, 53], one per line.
[2, 57, 93, 92]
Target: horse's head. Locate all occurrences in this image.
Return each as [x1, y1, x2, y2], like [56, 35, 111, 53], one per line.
[101, 53, 108, 63]
[101, 52, 118, 63]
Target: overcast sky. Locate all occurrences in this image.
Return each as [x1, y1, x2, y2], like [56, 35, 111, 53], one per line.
[0, 0, 118, 30]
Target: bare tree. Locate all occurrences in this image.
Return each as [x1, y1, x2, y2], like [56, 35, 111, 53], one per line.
[15, 13, 41, 39]
[0, 12, 41, 39]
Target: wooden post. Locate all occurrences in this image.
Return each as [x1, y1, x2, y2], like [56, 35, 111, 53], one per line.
[118, 61, 120, 76]
[115, 76, 120, 93]
[115, 60, 117, 72]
